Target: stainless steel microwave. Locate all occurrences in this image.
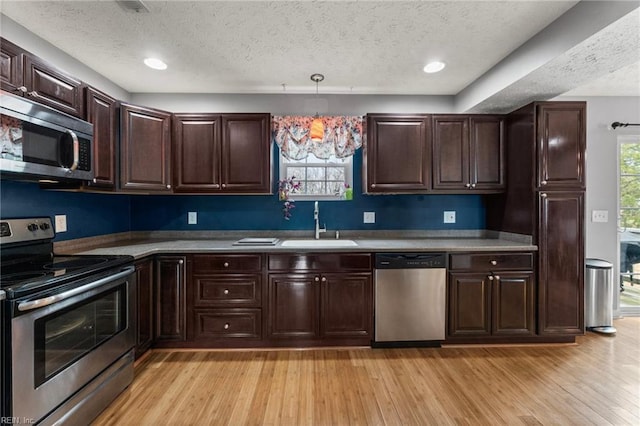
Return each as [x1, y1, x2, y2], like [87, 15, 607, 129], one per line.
[0, 91, 93, 182]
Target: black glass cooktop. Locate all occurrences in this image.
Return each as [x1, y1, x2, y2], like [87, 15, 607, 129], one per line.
[0, 254, 134, 299]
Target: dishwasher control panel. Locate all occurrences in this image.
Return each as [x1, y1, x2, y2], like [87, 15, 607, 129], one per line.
[375, 253, 446, 269]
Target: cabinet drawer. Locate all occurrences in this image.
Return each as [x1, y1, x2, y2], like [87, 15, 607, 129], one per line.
[193, 275, 261, 307]
[193, 309, 262, 339]
[268, 253, 372, 271]
[192, 254, 262, 273]
[449, 253, 533, 271]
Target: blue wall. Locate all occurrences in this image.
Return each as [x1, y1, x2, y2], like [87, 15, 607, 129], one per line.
[0, 180, 132, 241]
[1, 150, 485, 240]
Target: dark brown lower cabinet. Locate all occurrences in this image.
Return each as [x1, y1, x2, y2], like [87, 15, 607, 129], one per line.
[538, 191, 585, 335]
[155, 256, 187, 343]
[266, 254, 373, 346]
[135, 259, 154, 357]
[448, 271, 534, 338]
[192, 309, 262, 340]
[447, 252, 535, 341]
[267, 274, 320, 340]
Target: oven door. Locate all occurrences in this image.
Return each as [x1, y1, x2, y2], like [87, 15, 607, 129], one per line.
[10, 266, 135, 422]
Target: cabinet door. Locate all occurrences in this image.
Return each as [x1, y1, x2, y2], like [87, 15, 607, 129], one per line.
[172, 114, 222, 192]
[23, 54, 85, 117]
[448, 272, 491, 337]
[491, 272, 535, 336]
[470, 116, 504, 190]
[135, 259, 154, 357]
[267, 274, 319, 339]
[120, 103, 172, 192]
[536, 103, 585, 189]
[432, 116, 469, 190]
[365, 114, 431, 193]
[0, 38, 24, 93]
[221, 114, 271, 193]
[85, 86, 116, 188]
[320, 273, 372, 339]
[538, 191, 584, 335]
[155, 256, 187, 341]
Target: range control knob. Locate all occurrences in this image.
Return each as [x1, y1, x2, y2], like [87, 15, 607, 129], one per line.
[27, 223, 38, 232]
[39, 223, 51, 231]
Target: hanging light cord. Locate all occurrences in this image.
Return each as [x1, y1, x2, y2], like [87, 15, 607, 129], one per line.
[611, 122, 640, 129]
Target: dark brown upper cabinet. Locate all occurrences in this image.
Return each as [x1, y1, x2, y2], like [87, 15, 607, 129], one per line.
[364, 114, 431, 193]
[0, 38, 24, 94]
[536, 103, 586, 190]
[173, 113, 271, 194]
[120, 103, 172, 192]
[432, 115, 504, 192]
[1, 37, 85, 118]
[85, 86, 117, 188]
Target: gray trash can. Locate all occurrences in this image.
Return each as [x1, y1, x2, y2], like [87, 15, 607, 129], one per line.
[585, 258, 616, 334]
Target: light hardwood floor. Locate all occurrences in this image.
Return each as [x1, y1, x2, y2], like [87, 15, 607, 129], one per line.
[94, 318, 640, 425]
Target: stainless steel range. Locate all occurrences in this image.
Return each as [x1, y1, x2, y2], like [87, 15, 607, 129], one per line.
[0, 217, 136, 425]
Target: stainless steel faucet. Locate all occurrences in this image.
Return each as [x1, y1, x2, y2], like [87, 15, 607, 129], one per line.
[314, 201, 326, 239]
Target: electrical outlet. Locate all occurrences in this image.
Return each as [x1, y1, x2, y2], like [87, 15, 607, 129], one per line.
[54, 215, 67, 233]
[592, 210, 608, 223]
[444, 211, 456, 224]
[188, 212, 198, 225]
[363, 212, 376, 224]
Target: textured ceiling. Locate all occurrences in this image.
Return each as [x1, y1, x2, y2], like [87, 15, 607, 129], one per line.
[0, 0, 583, 94]
[0, 0, 640, 107]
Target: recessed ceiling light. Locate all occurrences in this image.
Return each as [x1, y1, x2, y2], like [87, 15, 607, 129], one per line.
[144, 57, 167, 70]
[423, 61, 446, 74]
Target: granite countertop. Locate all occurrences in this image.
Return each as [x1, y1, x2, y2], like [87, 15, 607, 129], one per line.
[60, 230, 537, 259]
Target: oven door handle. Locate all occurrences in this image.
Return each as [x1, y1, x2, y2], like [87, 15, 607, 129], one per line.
[17, 266, 135, 312]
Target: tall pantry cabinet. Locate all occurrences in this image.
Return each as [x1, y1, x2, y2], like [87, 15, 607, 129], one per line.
[487, 101, 586, 336]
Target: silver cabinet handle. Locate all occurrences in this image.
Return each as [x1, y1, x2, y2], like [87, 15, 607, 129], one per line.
[494, 275, 501, 280]
[321, 277, 327, 282]
[541, 193, 547, 198]
[223, 262, 229, 268]
[16, 86, 27, 93]
[221, 184, 226, 189]
[223, 289, 229, 295]
[178, 259, 184, 265]
[541, 180, 547, 185]
[26, 90, 38, 97]
[371, 184, 377, 188]
[166, 184, 171, 189]
[18, 266, 135, 311]
[224, 323, 230, 330]
[314, 276, 320, 282]
[488, 275, 494, 281]
[490, 260, 497, 266]
[471, 183, 476, 189]
[465, 183, 471, 188]
[213, 184, 220, 189]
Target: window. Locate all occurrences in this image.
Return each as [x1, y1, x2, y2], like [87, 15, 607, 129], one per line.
[279, 151, 353, 200]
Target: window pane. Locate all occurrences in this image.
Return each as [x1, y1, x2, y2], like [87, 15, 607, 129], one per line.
[306, 181, 325, 194]
[620, 176, 640, 208]
[326, 167, 345, 181]
[307, 167, 325, 180]
[328, 181, 344, 194]
[287, 167, 306, 180]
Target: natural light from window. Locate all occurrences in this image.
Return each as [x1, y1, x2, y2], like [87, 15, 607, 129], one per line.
[279, 152, 353, 200]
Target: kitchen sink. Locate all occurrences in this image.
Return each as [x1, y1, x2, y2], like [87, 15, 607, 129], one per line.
[280, 239, 358, 248]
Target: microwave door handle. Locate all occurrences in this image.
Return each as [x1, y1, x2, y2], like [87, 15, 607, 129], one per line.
[66, 129, 79, 171]
[17, 266, 135, 312]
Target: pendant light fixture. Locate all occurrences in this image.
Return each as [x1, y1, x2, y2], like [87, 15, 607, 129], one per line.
[310, 73, 325, 143]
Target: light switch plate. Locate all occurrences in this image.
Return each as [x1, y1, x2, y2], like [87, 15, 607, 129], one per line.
[363, 212, 376, 224]
[444, 211, 456, 224]
[188, 212, 198, 225]
[55, 215, 67, 233]
[592, 210, 608, 223]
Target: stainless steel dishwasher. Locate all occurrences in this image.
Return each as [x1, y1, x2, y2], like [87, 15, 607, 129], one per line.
[374, 253, 446, 347]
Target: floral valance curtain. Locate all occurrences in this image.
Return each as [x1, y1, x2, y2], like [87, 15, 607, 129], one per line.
[272, 116, 364, 160]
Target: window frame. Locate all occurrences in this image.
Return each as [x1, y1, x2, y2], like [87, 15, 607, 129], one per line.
[278, 151, 353, 201]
